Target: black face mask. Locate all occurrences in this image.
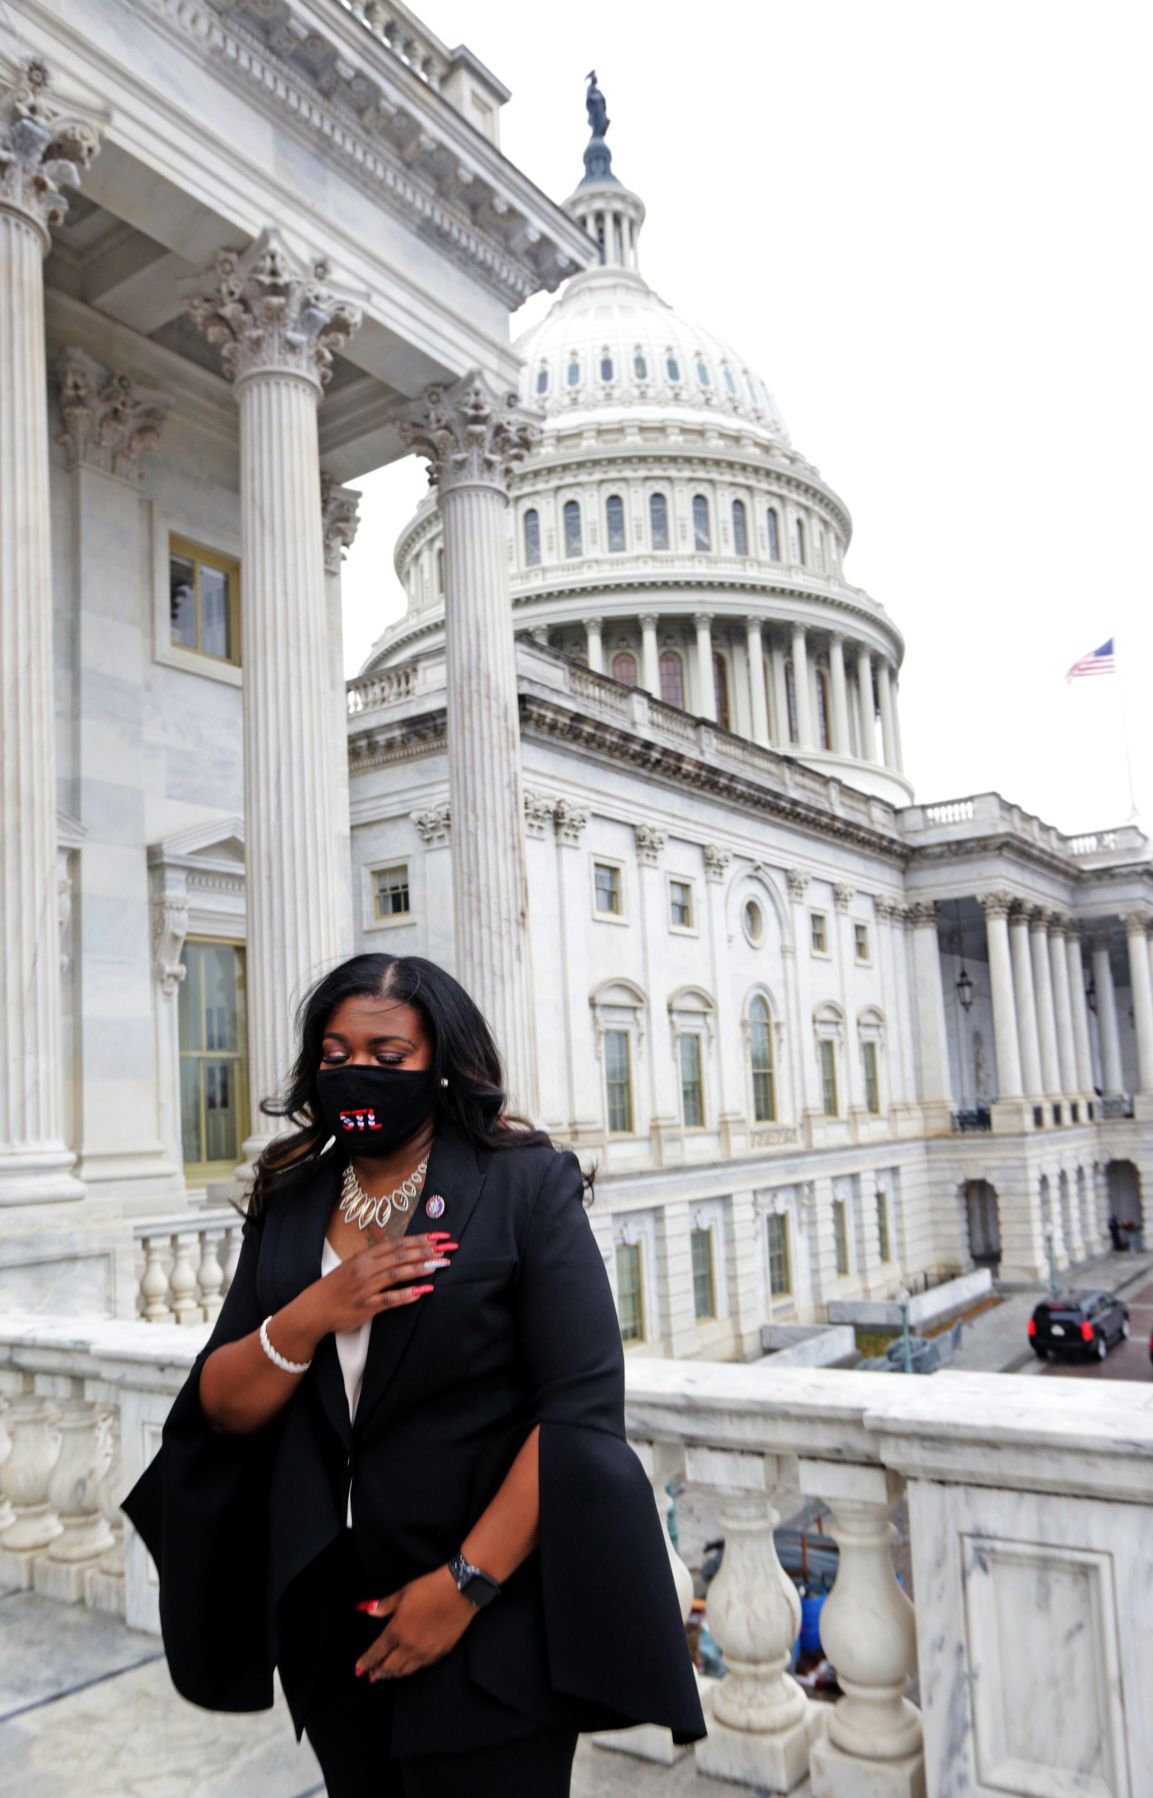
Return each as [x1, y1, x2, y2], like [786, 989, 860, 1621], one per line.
[316, 1065, 439, 1159]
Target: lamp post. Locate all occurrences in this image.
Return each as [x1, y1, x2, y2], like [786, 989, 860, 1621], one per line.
[897, 1285, 913, 1374]
[1042, 1219, 1059, 1299]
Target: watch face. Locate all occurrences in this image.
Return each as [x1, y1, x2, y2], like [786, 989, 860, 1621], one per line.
[462, 1572, 499, 1609]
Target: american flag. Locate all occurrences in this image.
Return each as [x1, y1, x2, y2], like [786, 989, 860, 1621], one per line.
[1066, 638, 1115, 681]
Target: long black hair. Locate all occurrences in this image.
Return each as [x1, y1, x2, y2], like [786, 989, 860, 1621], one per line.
[250, 953, 552, 1217]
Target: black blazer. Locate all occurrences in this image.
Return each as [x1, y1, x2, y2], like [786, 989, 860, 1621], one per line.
[122, 1123, 706, 1756]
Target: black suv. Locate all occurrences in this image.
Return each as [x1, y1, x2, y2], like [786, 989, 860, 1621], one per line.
[1029, 1290, 1131, 1362]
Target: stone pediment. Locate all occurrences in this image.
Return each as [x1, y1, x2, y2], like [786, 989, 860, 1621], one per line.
[148, 817, 245, 872]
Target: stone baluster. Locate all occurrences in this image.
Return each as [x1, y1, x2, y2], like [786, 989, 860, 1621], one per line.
[222, 1222, 243, 1296]
[0, 62, 100, 1204]
[791, 625, 814, 749]
[799, 1461, 924, 1798]
[1008, 905, 1044, 1101]
[35, 1392, 115, 1601]
[139, 1233, 173, 1322]
[828, 634, 851, 753]
[694, 612, 717, 722]
[186, 230, 362, 1164]
[197, 1228, 225, 1322]
[1089, 935, 1124, 1097]
[746, 617, 770, 746]
[0, 1399, 14, 1532]
[1029, 910, 1063, 1102]
[84, 1410, 126, 1618]
[690, 1448, 811, 1793]
[0, 1387, 62, 1583]
[401, 375, 540, 1113]
[168, 1231, 201, 1324]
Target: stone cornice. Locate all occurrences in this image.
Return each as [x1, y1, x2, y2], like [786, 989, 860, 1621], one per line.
[127, 0, 587, 306]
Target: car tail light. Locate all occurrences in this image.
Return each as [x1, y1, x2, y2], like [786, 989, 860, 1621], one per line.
[1027, 1318, 1036, 1337]
[1080, 1320, 1093, 1342]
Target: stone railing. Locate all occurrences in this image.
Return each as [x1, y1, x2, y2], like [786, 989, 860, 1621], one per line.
[346, 661, 420, 715]
[1099, 1095, 1135, 1120]
[3, 1324, 1151, 1795]
[900, 792, 1149, 869]
[950, 1106, 992, 1133]
[334, 0, 451, 88]
[132, 1212, 242, 1324]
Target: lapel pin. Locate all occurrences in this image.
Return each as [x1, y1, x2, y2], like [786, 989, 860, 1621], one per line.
[425, 1194, 446, 1219]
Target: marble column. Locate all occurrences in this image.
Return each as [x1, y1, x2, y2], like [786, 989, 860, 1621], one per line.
[770, 636, 790, 746]
[1090, 935, 1124, 1097]
[322, 478, 362, 957]
[402, 374, 539, 1112]
[1121, 915, 1153, 1093]
[639, 612, 660, 696]
[187, 230, 362, 1155]
[0, 62, 100, 1204]
[889, 679, 905, 774]
[908, 902, 954, 1127]
[745, 617, 770, 746]
[584, 615, 604, 675]
[791, 624, 814, 748]
[1008, 907, 1044, 1100]
[828, 633, 850, 754]
[980, 894, 1024, 1102]
[856, 647, 879, 762]
[1048, 916, 1079, 1101]
[876, 659, 898, 770]
[1066, 929, 1095, 1099]
[1029, 910, 1062, 1100]
[693, 612, 716, 722]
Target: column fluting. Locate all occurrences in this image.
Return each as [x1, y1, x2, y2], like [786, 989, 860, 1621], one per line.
[745, 617, 769, 746]
[980, 895, 1024, 1100]
[1008, 908, 1044, 1098]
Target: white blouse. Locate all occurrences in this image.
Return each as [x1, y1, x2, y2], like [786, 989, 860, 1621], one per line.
[320, 1235, 371, 1525]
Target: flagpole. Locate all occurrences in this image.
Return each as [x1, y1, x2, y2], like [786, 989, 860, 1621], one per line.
[1115, 633, 1139, 821]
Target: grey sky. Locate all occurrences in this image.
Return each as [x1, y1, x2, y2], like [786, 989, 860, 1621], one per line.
[340, 0, 1151, 838]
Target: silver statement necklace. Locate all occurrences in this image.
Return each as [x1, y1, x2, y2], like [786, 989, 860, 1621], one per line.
[339, 1158, 428, 1232]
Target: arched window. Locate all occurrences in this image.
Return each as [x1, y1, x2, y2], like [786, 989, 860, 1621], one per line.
[536, 365, 549, 395]
[523, 508, 541, 567]
[605, 494, 626, 553]
[612, 651, 638, 687]
[785, 658, 799, 743]
[732, 498, 748, 558]
[659, 649, 684, 709]
[794, 516, 806, 565]
[696, 358, 711, 386]
[563, 499, 582, 558]
[746, 373, 759, 406]
[567, 356, 581, 387]
[634, 349, 648, 380]
[600, 350, 614, 382]
[767, 507, 781, 562]
[815, 667, 831, 750]
[692, 493, 711, 552]
[749, 995, 776, 1122]
[649, 492, 669, 551]
[713, 651, 730, 731]
[666, 351, 681, 382]
[723, 364, 737, 396]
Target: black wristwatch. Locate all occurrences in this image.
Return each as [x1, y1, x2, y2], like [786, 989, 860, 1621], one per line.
[448, 1551, 502, 1609]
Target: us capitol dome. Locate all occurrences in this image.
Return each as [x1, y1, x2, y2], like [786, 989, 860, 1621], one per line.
[366, 78, 912, 808]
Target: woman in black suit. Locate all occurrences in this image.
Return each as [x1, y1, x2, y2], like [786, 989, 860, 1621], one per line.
[123, 952, 705, 1796]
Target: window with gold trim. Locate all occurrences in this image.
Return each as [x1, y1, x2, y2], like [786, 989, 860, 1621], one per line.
[169, 536, 240, 665]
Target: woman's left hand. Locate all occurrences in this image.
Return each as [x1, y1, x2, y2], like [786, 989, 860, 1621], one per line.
[355, 1566, 476, 1680]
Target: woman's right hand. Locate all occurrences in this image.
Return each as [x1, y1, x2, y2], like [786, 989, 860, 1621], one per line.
[300, 1233, 455, 1337]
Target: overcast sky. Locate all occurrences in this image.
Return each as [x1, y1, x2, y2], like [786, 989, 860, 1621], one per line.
[340, 0, 1152, 839]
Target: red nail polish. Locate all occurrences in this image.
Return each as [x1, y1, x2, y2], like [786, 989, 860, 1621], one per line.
[355, 1600, 377, 1613]
[411, 1284, 434, 1295]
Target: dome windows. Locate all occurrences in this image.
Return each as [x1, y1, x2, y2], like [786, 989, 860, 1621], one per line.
[605, 494, 626, 554]
[696, 357, 711, 387]
[794, 517, 807, 566]
[612, 650, 638, 687]
[723, 364, 737, 397]
[767, 507, 781, 562]
[523, 508, 541, 568]
[666, 350, 681, 382]
[692, 493, 711, 552]
[563, 499, 583, 558]
[567, 355, 581, 388]
[732, 498, 748, 558]
[649, 492, 670, 551]
[600, 349, 615, 383]
[633, 348, 648, 380]
[659, 649, 685, 709]
[536, 364, 549, 395]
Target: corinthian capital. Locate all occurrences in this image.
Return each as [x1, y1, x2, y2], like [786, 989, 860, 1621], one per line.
[400, 372, 538, 496]
[0, 59, 101, 244]
[184, 228, 362, 391]
[321, 474, 362, 574]
[56, 349, 166, 482]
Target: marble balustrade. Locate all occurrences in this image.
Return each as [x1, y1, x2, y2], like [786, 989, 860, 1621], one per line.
[132, 1212, 242, 1324]
[2, 1323, 1150, 1794]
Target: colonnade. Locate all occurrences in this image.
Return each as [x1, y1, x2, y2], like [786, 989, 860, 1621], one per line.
[579, 611, 903, 772]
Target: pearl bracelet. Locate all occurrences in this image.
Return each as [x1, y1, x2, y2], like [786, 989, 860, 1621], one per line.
[259, 1315, 312, 1375]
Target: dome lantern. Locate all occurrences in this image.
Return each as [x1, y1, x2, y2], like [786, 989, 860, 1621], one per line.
[565, 71, 646, 277]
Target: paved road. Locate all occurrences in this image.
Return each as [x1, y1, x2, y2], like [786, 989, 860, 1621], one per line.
[1036, 1275, 1153, 1384]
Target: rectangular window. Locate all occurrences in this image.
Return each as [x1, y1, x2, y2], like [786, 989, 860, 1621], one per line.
[862, 1040, 880, 1114]
[669, 879, 694, 930]
[767, 1213, 792, 1296]
[169, 536, 240, 664]
[876, 1190, 891, 1263]
[810, 912, 828, 954]
[680, 1033, 705, 1128]
[819, 1039, 839, 1116]
[178, 939, 247, 1175]
[372, 864, 410, 923]
[593, 862, 622, 915]
[833, 1198, 850, 1276]
[691, 1227, 716, 1319]
[854, 922, 870, 962]
[604, 1029, 633, 1135]
[615, 1241, 645, 1341]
